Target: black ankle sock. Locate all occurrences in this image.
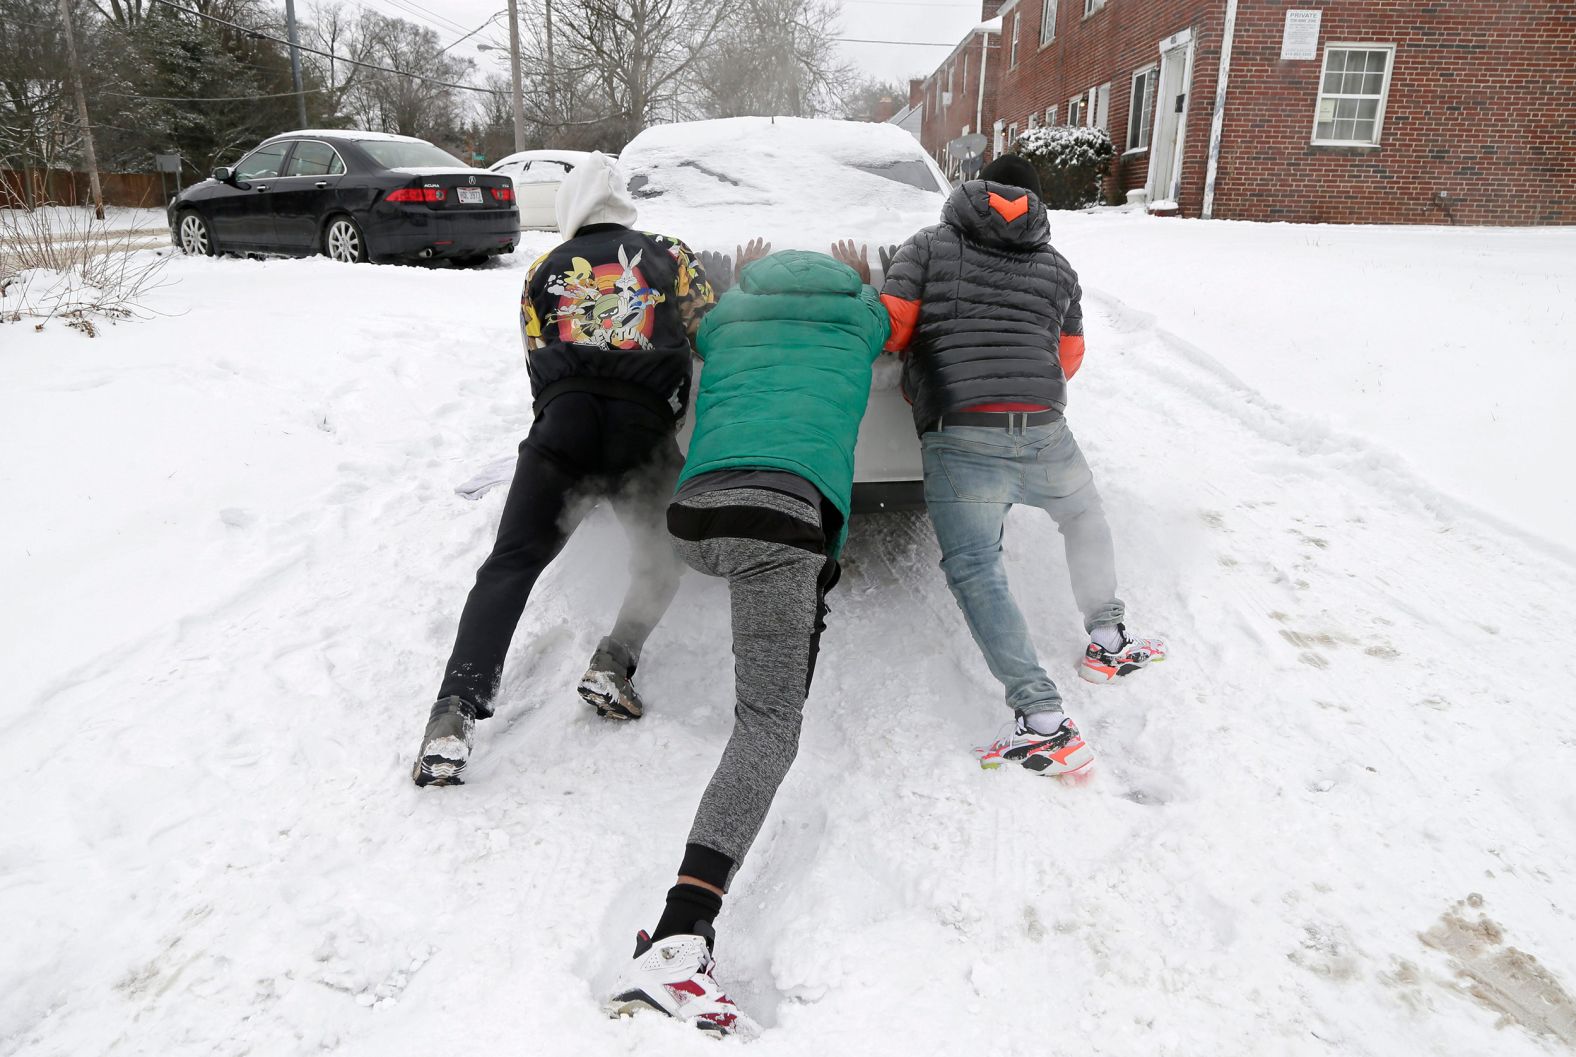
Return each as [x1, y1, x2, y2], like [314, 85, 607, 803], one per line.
[652, 883, 724, 942]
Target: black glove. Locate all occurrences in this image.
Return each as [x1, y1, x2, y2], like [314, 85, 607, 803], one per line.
[877, 244, 900, 279]
[698, 249, 734, 294]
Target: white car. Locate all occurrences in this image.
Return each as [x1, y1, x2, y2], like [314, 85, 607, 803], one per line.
[619, 117, 953, 510]
[490, 149, 595, 230]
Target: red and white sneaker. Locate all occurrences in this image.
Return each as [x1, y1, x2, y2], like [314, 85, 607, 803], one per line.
[605, 924, 761, 1039]
[1080, 625, 1167, 684]
[975, 713, 1095, 777]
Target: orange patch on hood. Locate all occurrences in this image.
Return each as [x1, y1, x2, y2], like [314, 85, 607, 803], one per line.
[988, 192, 1029, 222]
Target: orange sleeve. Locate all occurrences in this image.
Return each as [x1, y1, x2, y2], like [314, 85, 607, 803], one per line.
[881, 294, 920, 353]
[1059, 333, 1085, 381]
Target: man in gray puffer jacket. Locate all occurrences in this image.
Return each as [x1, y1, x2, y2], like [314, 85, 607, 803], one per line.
[844, 155, 1167, 778]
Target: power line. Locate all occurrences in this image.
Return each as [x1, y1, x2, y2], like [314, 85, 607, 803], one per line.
[105, 87, 333, 102]
[835, 36, 972, 45]
[146, 0, 502, 96]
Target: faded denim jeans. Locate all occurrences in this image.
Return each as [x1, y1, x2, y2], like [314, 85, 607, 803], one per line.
[922, 420, 1124, 717]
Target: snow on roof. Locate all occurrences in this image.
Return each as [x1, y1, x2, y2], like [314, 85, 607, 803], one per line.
[491, 149, 595, 169]
[263, 129, 428, 144]
[977, 15, 1003, 32]
[619, 116, 951, 256]
[625, 116, 936, 165]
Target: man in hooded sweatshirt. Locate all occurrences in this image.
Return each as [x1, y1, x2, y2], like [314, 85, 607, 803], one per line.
[838, 154, 1166, 780]
[603, 249, 888, 1037]
[412, 152, 716, 786]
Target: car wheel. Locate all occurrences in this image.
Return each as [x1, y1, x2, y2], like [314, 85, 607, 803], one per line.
[323, 215, 369, 263]
[177, 210, 215, 256]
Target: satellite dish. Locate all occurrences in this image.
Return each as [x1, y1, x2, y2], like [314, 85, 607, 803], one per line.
[946, 133, 988, 159]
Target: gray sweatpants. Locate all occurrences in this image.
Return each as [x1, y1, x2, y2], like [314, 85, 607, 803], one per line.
[668, 488, 831, 886]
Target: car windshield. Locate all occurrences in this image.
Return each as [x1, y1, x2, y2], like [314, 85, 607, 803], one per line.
[358, 140, 466, 169]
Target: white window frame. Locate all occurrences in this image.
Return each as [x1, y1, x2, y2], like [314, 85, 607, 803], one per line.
[1027, 111, 1037, 130]
[1045, 105, 1056, 125]
[1311, 43, 1396, 147]
[1084, 0, 1105, 16]
[947, 61, 955, 96]
[1008, 122, 1020, 144]
[1010, 13, 1021, 67]
[1067, 93, 1083, 126]
[1090, 82, 1110, 131]
[1126, 65, 1157, 152]
[962, 52, 968, 87]
[1040, 0, 1058, 45]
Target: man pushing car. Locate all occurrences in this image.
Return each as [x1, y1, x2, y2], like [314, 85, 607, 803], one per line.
[837, 154, 1167, 780]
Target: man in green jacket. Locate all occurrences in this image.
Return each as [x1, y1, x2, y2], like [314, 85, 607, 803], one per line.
[604, 249, 889, 1038]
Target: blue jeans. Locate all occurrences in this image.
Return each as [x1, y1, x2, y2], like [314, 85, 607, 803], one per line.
[922, 421, 1124, 717]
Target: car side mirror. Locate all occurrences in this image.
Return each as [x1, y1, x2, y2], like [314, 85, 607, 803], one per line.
[212, 166, 233, 183]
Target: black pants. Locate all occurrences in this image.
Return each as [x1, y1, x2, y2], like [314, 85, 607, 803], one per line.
[437, 392, 684, 716]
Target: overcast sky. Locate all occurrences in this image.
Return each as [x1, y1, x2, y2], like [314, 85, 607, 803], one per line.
[351, 0, 983, 98]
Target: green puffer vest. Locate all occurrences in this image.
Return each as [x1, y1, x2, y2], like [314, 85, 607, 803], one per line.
[679, 250, 890, 556]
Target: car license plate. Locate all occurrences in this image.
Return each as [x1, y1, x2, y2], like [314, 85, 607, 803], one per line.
[457, 186, 484, 204]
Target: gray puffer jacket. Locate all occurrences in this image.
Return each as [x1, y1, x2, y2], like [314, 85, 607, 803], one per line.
[881, 179, 1084, 434]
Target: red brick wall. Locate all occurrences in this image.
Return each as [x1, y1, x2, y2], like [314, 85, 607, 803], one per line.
[919, 29, 1003, 172]
[1211, 1, 1576, 224]
[990, 0, 1222, 210]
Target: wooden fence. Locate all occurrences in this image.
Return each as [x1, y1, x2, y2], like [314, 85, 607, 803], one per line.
[1, 169, 168, 210]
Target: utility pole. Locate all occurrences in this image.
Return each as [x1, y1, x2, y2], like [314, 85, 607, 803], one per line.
[545, 0, 556, 119]
[506, 0, 526, 151]
[284, 0, 309, 127]
[56, 0, 103, 219]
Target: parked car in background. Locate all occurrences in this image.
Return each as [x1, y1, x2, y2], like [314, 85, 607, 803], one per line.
[168, 130, 520, 265]
[619, 117, 953, 510]
[489, 149, 594, 230]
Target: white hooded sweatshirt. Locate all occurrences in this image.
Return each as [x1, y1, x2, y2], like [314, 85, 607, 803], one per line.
[554, 151, 638, 242]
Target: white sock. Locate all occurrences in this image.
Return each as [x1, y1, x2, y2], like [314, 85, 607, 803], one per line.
[1024, 710, 1067, 735]
[1090, 625, 1125, 652]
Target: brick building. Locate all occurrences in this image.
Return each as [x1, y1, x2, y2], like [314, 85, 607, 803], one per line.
[905, 0, 1575, 225]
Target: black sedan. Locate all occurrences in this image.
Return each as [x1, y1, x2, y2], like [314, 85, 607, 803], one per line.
[168, 131, 521, 265]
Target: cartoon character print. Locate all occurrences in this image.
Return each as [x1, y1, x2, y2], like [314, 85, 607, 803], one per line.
[542, 245, 665, 351]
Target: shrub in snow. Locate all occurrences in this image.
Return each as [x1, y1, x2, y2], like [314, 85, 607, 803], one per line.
[1011, 126, 1115, 210]
[0, 175, 170, 336]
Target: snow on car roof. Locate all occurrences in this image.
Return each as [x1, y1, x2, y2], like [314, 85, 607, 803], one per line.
[619, 117, 951, 257]
[491, 149, 595, 169]
[264, 129, 428, 144]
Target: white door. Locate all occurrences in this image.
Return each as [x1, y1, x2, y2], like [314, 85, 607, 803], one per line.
[1146, 33, 1195, 206]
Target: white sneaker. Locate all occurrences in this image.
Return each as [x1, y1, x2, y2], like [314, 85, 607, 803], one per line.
[605, 925, 761, 1038]
[974, 712, 1095, 777]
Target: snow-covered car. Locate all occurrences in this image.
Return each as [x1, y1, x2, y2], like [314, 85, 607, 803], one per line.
[490, 149, 595, 230]
[619, 117, 953, 510]
[168, 130, 520, 265]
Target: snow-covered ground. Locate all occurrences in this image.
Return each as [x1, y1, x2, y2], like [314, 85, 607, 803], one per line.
[4, 216, 1575, 1057]
[1051, 213, 1576, 555]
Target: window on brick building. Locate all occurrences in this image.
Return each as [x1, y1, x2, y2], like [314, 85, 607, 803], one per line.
[1009, 123, 1020, 144]
[962, 53, 969, 87]
[1091, 82, 1110, 131]
[1027, 111, 1038, 130]
[1046, 105, 1057, 125]
[1128, 65, 1157, 150]
[1084, 0, 1104, 16]
[1010, 13, 1020, 67]
[1312, 44, 1395, 146]
[1067, 94, 1083, 126]
[1040, 0, 1058, 45]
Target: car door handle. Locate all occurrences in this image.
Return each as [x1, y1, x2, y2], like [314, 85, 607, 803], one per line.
[254, 184, 269, 192]
[315, 181, 329, 189]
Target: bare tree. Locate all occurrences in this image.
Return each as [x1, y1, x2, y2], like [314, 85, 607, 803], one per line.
[696, 0, 855, 120]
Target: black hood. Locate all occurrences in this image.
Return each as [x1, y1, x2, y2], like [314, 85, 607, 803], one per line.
[942, 179, 1050, 250]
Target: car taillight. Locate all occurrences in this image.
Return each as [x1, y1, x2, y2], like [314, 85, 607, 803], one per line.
[387, 187, 446, 203]
[490, 187, 514, 202]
